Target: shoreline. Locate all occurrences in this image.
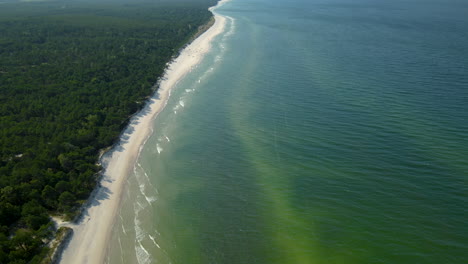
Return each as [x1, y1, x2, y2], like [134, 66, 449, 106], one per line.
[58, 1, 229, 263]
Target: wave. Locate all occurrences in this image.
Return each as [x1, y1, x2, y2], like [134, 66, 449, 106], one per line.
[149, 235, 161, 249]
[156, 143, 163, 154]
[179, 100, 185, 108]
[119, 214, 128, 235]
[224, 16, 236, 38]
[135, 241, 151, 264]
[137, 162, 159, 194]
[114, 3, 234, 263]
[134, 163, 158, 204]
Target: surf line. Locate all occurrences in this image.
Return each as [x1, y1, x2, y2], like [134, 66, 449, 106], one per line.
[57, 1, 232, 264]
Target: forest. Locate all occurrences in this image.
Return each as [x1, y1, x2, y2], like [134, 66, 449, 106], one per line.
[0, 0, 217, 263]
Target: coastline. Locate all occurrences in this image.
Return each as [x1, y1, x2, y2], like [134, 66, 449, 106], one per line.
[58, 2, 229, 263]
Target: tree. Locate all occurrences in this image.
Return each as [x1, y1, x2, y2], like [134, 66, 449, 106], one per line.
[41, 185, 58, 209]
[0, 202, 21, 226]
[0, 0, 215, 262]
[0, 233, 10, 264]
[57, 154, 73, 171]
[9, 229, 41, 261]
[21, 200, 49, 230]
[55, 181, 71, 194]
[58, 191, 76, 211]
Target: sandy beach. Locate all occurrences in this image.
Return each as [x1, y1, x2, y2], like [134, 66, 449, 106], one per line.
[58, 2, 228, 263]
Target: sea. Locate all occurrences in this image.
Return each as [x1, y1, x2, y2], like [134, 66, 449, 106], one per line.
[106, 0, 468, 263]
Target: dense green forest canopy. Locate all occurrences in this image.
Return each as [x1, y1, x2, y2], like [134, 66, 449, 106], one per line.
[0, 0, 216, 263]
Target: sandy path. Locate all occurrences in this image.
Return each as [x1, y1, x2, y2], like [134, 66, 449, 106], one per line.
[59, 2, 229, 263]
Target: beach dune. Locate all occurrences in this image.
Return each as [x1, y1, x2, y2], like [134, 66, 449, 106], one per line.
[58, 3, 228, 263]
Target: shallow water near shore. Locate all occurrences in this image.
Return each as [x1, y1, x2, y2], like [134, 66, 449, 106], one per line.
[107, 0, 468, 263]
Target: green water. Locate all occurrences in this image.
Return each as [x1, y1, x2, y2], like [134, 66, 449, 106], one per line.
[107, 0, 468, 263]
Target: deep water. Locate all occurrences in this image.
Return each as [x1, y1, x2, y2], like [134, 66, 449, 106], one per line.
[107, 0, 468, 263]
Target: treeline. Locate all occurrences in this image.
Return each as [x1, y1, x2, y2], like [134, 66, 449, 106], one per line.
[0, 0, 216, 263]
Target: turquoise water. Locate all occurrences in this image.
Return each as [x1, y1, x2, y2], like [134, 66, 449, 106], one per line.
[107, 0, 468, 263]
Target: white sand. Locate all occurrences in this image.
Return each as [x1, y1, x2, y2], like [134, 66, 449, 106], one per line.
[59, 2, 229, 263]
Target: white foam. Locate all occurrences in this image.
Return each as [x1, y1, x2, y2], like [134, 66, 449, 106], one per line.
[58, 1, 231, 262]
[149, 235, 161, 249]
[145, 194, 157, 204]
[119, 214, 128, 235]
[224, 16, 236, 38]
[135, 241, 151, 264]
[134, 217, 144, 240]
[135, 200, 146, 211]
[134, 212, 152, 264]
[138, 182, 154, 204]
[117, 236, 123, 256]
[135, 162, 159, 202]
[156, 144, 163, 154]
[137, 162, 158, 193]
